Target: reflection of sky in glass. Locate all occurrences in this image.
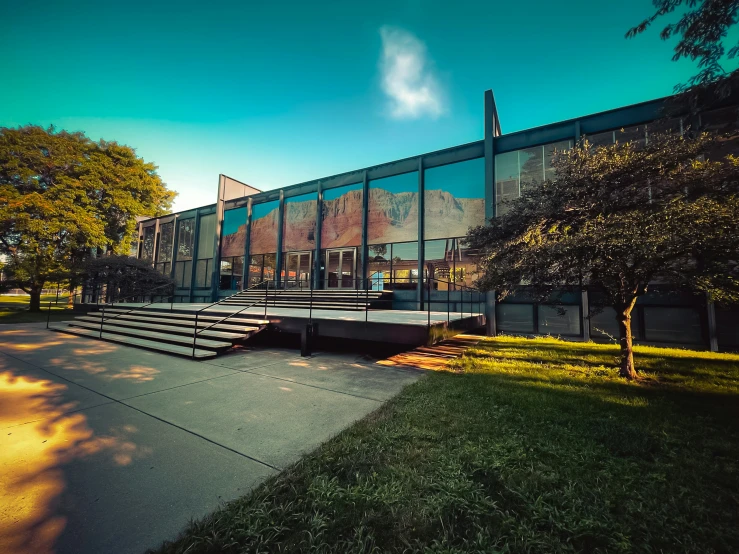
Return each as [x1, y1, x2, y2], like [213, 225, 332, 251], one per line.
[323, 182, 362, 201]
[425, 158, 484, 198]
[495, 151, 519, 181]
[222, 207, 246, 236]
[424, 239, 447, 259]
[286, 192, 317, 205]
[252, 200, 279, 220]
[392, 241, 418, 260]
[370, 172, 417, 194]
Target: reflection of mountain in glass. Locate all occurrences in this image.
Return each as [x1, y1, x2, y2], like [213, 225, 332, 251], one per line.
[250, 207, 279, 254]
[424, 190, 485, 240]
[321, 189, 363, 248]
[222, 224, 246, 257]
[221, 207, 247, 258]
[283, 198, 317, 251]
[368, 189, 418, 243]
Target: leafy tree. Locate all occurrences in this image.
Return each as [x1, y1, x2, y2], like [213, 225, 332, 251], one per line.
[627, 0, 739, 108]
[467, 132, 739, 379]
[0, 125, 176, 311]
[83, 255, 174, 303]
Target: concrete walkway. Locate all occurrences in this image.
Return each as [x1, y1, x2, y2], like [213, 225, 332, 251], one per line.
[0, 323, 421, 554]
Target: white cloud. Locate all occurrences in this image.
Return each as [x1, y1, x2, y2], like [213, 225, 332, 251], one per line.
[379, 26, 445, 120]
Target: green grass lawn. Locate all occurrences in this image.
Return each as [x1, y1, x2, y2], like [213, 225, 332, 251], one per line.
[0, 294, 74, 324]
[0, 309, 75, 324]
[150, 336, 739, 554]
[0, 293, 70, 305]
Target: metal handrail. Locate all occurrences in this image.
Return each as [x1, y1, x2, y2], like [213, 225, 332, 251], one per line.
[46, 286, 83, 329]
[191, 278, 284, 358]
[97, 282, 175, 330]
[423, 276, 485, 330]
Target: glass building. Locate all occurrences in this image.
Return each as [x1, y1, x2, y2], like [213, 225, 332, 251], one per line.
[135, 90, 739, 352]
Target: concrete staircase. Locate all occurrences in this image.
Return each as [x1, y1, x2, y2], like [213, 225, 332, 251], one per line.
[53, 307, 269, 359]
[220, 288, 392, 311]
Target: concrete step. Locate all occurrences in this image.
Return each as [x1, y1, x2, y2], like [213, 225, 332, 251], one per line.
[221, 299, 373, 306]
[67, 320, 233, 350]
[51, 325, 218, 359]
[74, 315, 256, 340]
[80, 312, 262, 334]
[102, 308, 269, 326]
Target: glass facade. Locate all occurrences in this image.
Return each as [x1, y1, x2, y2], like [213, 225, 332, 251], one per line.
[219, 207, 247, 291]
[132, 93, 733, 353]
[219, 256, 244, 291]
[155, 221, 174, 274]
[321, 183, 363, 248]
[174, 218, 195, 288]
[495, 140, 572, 215]
[195, 213, 216, 289]
[423, 238, 478, 290]
[249, 253, 277, 287]
[250, 200, 279, 254]
[283, 193, 317, 252]
[221, 207, 247, 258]
[424, 158, 485, 240]
[368, 172, 418, 244]
[643, 307, 702, 344]
[366, 241, 417, 290]
[141, 226, 155, 262]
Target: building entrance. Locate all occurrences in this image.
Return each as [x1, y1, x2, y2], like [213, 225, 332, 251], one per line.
[325, 248, 356, 289]
[284, 251, 312, 288]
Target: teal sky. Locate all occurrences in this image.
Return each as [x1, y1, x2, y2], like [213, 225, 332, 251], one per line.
[2, 0, 698, 212]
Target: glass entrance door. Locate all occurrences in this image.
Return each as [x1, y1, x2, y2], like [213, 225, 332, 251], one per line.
[284, 251, 312, 288]
[325, 248, 356, 289]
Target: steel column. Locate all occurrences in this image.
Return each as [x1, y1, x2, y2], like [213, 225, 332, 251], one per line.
[314, 181, 323, 289]
[275, 189, 285, 288]
[417, 157, 424, 310]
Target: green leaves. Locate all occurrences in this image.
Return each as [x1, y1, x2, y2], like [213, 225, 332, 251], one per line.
[0, 125, 176, 302]
[468, 128, 739, 373]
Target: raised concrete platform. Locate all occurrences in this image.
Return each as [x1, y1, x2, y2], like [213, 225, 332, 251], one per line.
[103, 303, 486, 345]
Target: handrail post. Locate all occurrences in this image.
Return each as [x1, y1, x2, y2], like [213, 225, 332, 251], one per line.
[192, 312, 198, 359]
[309, 277, 313, 324]
[365, 277, 368, 323]
[427, 276, 431, 329]
[99, 303, 105, 339]
[447, 279, 450, 325]
[46, 294, 52, 329]
[264, 281, 268, 318]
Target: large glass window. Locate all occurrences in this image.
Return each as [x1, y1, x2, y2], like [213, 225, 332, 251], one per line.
[174, 218, 195, 288]
[538, 305, 581, 336]
[368, 172, 418, 244]
[495, 140, 572, 216]
[496, 304, 535, 333]
[195, 213, 216, 289]
[365, 241, 418, 290]
[643, 307, 703, 344]
[367, 244, 390, 290]
[283, 193, 317, 252]
[219, 207, 247, 291]
[248, 253, 277, 287]
[424, 158, 485, 240]
[219, 256, 244, 291]
[221, 207, 247, 258]
[423, 238, 478, 290]
[321, 183, 363, 248]
[141, 226, 155, 262]
[250, 200, 280, 254]
[155, 221, 174, 274]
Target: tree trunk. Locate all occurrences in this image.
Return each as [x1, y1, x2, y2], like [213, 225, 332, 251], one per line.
[616, 306, 638, 379]
[28, 286, 42, 313]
